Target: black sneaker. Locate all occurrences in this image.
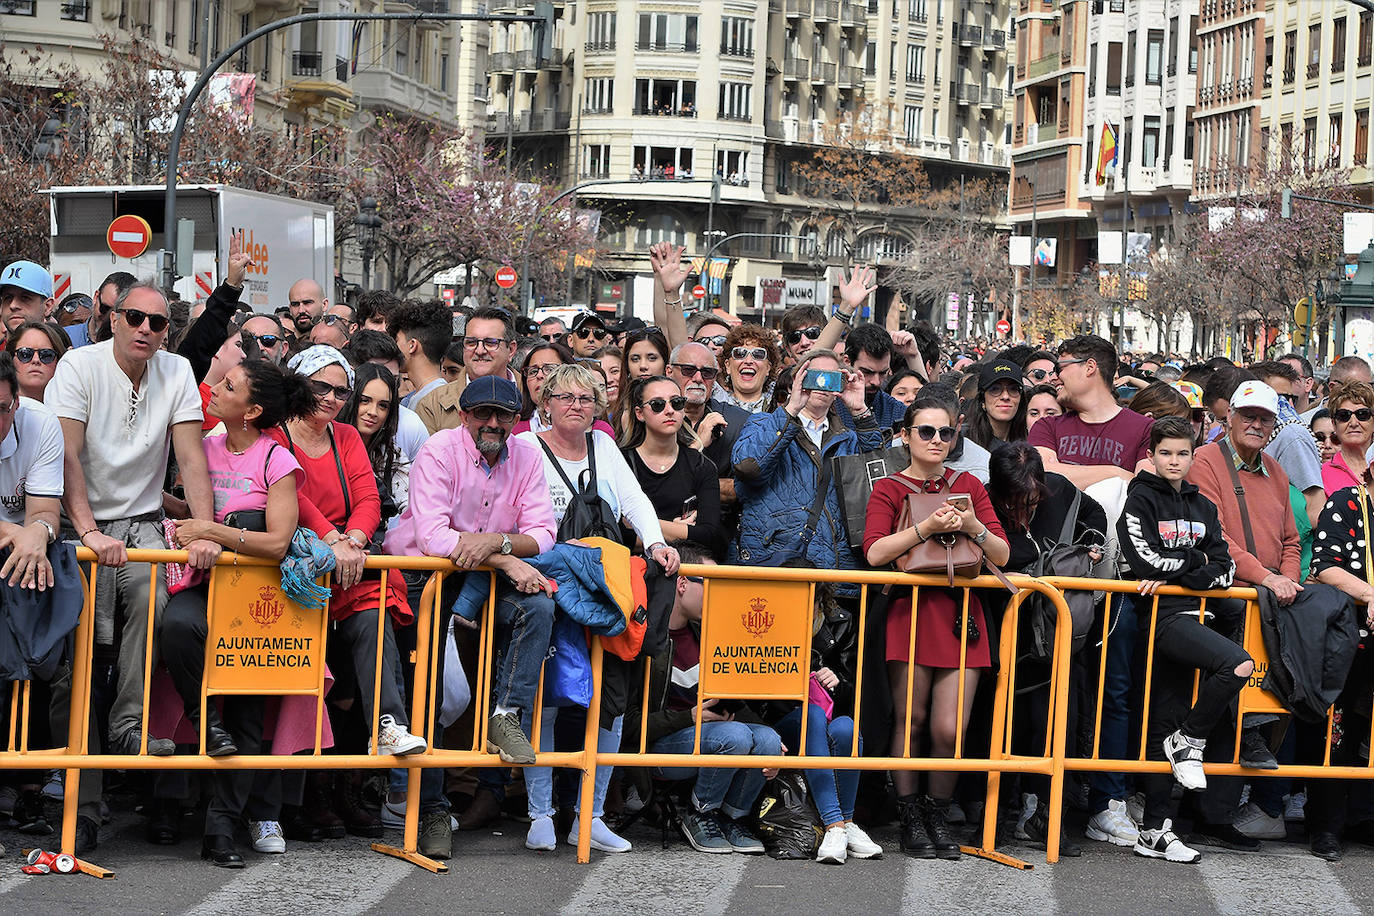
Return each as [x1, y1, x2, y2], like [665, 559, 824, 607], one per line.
[679, 808, 732, 854]
[111, 727, 175, 757]
[897, 796, 936, 858]
[74, 815, 99, 856]
[1023, 807, 1082, 857]
[922, 796, 962, 860]
[1310, 831, 1344, 861]
[1189, 821, 1260, 852]
[1239, 729, 1279, 770]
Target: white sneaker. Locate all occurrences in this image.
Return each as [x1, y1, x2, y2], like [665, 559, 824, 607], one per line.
[1134, 819, 1201, 863]
[42, 771, 64, 802]
[526, 815, 556, 851]
[381, 791, 406, 829]
[1086, 798, 1140, 847]
[1163, 729, 1207, 791]
[817, 824, 848, 864]
[844, 822, 883, 859]
[1126, 791, 1145, 827]
[250, 819, 286, 854]
[375, 715, 427, 756]
[1014, 792, 1038, 840]
[1285, 792, 1306, 822]
[1234, 801, 1286, 840]
[568, 816, 631, 853]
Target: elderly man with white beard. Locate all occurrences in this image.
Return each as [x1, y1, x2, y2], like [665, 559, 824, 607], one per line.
[666, 341, 749, 514]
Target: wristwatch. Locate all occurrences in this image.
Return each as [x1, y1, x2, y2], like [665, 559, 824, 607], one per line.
[36, 519, 56, 544]
[499, 533, 513, 556]
[972, 526, 990, 545]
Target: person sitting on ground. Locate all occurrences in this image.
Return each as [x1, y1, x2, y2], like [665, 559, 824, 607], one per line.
[1118, 416, 1243, 866]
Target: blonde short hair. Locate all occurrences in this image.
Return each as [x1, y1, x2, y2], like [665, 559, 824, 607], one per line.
[539, 362, 609, 414]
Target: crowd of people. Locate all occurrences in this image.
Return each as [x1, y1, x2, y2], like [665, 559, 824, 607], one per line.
[0, 240, 1372, 872]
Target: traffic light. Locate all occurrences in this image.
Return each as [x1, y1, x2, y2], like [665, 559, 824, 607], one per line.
[1292, 297, 1310, 346]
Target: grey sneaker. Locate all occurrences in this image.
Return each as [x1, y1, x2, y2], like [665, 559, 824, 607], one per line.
[720, 815, 765, 854]
[679, 808, 733, 854]
[486, 712, 535, 765]
[418, 809, 452, 860]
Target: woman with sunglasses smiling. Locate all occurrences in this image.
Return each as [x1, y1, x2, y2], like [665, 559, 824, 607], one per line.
[620, 376, 723, 554]
[715, 323, 780, 414]
[6, 321, 68, 402]
[863, 392, 1010, 859]
[1320, 380, 1374, 495]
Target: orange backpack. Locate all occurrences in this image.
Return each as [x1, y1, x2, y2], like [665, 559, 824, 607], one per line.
[578, 537, 649, 661]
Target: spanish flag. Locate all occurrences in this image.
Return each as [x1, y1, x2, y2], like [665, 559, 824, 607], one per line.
[1095, 122, 1118, 186]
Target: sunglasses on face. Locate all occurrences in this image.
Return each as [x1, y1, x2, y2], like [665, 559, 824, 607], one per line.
[62, 294, 93, 315]
[1025, 368, 1053, 382]
[540, 333, 562, 342]
[115, 308, 170, 333]
[1334, 407, 1374, 423]
[468, 405, 519, 423]
[694, 335, 728, 347]
[251, 334, 283, 348]
[307, 379, 354, 401]
[644, 396, 687, 414]
[628, 326, 664, 339]
[574, 326, 609, 341]
[321, 314, 349, 326]
[909, 424, 958, 443]
[671, 362, 719, 381]
[786, 326, 823, 346]
[1054, 357, 1088, 374]
[1314, 431, 1336, 443]
[731, 346, 769, 362]
[13, 347, 57, 365]
[463, 336, 508, 350]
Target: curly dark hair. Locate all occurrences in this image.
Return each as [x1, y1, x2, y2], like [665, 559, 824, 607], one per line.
[719, 323, 781, 382]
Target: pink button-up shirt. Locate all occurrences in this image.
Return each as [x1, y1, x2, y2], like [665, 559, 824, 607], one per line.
[384, 427, 556, 559]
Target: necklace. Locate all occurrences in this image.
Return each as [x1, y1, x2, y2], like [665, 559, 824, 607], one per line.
[639, 446, 676, 472]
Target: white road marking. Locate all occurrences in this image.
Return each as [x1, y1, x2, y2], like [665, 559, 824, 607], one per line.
[1199, 847, 1361, 916]
[561, 849, 748, 916]
[182, 844, 411, 916]
[901, 851, 1058, 915]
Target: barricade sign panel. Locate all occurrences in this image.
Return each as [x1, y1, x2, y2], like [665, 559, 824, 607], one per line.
[205, 565, 326, 692]
[1239, 602, 1286, 716]
[699, 578, 811, 700]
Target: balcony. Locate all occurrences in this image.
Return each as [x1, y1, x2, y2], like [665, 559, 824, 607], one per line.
[525, 110, 572, 132]
[515, 49, 538, 70]
[353, 68, 455, 123]
[838, 65, 863, 87]
[980, 87, 1004, 108]
[490, 51, 514, 72]
[812, 61, 838, 83]
[632, 106, 698, 116]
[286, 52, 353, 103]
[721, 45, 755, 60]
[984, 29, 1006, 51]
[814, 0, 839, 21]
[953, 82, 980, 105]
[585, 40, 615, 53]
[785, 0, 812, 17]
[839, 1, 864, 27]
[636, 40, 699, 52]
[955, 23, 982, 46]
[783, 57, 810, 80]
[1307, 60, 1320, 80]
[1025, 52, 1060, 80]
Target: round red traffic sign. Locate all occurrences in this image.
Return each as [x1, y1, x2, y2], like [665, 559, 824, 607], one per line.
[495, 266, 518, 289]
[107, 214, 152, 260]
[996, 319, 1011, 336]
[691, 285, 706, 299]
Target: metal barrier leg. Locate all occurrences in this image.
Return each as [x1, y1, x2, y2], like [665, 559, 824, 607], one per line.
[59, 560, 113, 878]
[575, 640, 606, 865]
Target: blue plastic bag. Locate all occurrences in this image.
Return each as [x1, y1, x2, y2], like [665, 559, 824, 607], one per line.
[543, 613, 592, 707]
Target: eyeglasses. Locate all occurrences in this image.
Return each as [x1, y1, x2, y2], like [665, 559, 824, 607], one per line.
[694, 335, 728, 348]
[1054, 357, 1088, 374]
[1235, 411, 1277, 428]
[644, 396, 687, 414]
[525, 363, 560, 378]
[909, 424, 958, 443]
[1025, 368, 1054, 382]
[251, 334, 283, 348]
[670, 362, 719, 381]
[321, 314, 350, 326]
[463, 336, 508, 350]
[548, 392, 596, 408]
[1333, 407, 1374, 423]
[574, 326, 609, 341]
[1313, 431, 1336, 443]
[13, 347, 57, 365]
[307, 379, 354, 401]
[785, 326, 823, 346]
[114, 308, 170, 333]
[61, 294, 93, 315]
[730, 346, 769, 362]
[628, 326, 664, 339]
[540, 332, 562, 342]
[468, 405, 519, 423]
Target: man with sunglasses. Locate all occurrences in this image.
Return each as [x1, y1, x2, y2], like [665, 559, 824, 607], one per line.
[413, 306, 517, 434]
[537, 316, 566, 343]
[239, 313, 289, 364]
[1023, 349, 1060, 391]
[780, 306, 826, 365]
[667, 342, 749, 509]
[386, 376, 558, 857]
[308, 313, 352, 350]
[47, 280, 218, 849]
[567, 311, 610, 358]
[0, 260, 56, 332]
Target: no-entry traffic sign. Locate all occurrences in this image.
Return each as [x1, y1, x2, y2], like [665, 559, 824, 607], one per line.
[996, 318, 1011, 336]
[691, 285, 706, 299]
[107, 214, 152, 260]
[495, 266, 518, 289]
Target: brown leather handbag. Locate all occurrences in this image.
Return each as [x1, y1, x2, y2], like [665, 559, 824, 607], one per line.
[890, 473, 1017, 591]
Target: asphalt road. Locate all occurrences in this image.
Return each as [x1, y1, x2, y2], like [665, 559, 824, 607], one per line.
[0, 801, 1370, 915]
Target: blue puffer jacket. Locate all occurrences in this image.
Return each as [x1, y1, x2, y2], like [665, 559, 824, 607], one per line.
[730, 406, 884, 582]
[449, 542, 627, 635]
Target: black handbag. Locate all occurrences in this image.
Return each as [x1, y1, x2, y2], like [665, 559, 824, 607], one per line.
[833, 440, 908, 550]
[537, 433, 625, 545]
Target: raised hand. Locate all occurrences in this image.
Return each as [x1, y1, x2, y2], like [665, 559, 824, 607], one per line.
[649, 242, 692, 295]
[226, 233, 255, 289]
[838, 265, 877, 312]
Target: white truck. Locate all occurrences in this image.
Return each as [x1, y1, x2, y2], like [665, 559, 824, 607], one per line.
[46, 184, 334, 312]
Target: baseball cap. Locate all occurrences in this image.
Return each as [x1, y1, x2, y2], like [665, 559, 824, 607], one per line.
[1230, 379, 1279, 415]
[459, 376, 522, 413]
[570, 311, 607, 334]
[0, 260, 54, 299]
[1170, 380, 1204, 409]
[978, 359, 1024, 393]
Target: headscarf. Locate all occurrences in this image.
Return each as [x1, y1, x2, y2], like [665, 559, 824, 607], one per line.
[287, 345, 355, 387]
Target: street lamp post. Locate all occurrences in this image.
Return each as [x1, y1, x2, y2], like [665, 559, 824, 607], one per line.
[355, 197, 381, 292]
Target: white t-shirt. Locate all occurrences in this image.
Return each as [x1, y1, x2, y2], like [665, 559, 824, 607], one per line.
[0, 398, 65, 525]
[515, 429, 666, 547]
[396, 405, 430, 462]
[47, 340, 202, 520]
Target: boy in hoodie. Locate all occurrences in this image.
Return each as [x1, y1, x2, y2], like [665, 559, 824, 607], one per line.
[1118, 416, 1249, 864]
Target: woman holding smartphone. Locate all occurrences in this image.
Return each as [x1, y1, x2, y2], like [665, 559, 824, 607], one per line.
[863, 393, 1009, 861]
[620, 375, 724, 554]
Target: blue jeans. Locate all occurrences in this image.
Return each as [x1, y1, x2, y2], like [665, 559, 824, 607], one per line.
[1090, 594, 1136, 814]
[525, 711, 623, 819]
[773, 704, 861, 826]
[652, 721, 782, 819]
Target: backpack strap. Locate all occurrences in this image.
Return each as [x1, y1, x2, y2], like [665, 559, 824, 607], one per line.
[536, 434, 581, 494]
[1057, 487, 1083, 546]
[1218, 438, 1259, 558]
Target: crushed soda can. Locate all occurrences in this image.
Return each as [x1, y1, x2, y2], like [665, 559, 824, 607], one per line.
[21, 863, 50, 875]
[25, 849, 76, 874]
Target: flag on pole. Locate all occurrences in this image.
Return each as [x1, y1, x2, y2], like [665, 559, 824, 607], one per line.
[1095, 122, 1118, 186]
